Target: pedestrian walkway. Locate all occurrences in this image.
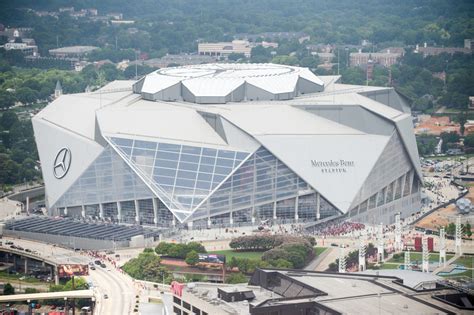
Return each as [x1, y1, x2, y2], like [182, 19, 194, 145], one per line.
[313, 247, 338, 271]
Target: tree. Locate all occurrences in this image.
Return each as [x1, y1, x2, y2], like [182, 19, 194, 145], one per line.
[64, 277, 88, 290]
[186, 242, 206, 254]
[445, 223, 456, 236]
[25, 288, 38, 294]
[124, 65, 154, 79]
[122, 250, 165, 282]
[185, 250, 199, 266]
[271, 55, 298, 66]
[299, 56, 320, 69]
[3, 283, 15, 295]
[227, 53, 245, 61]
[272, 258, 293, 269]
[225, 272, 248, 284]
[99, 63, 122, 82]
[458, 112, 467, 136]
[464, 222, 472, 238]
[155, 242, 173, 255]
[0, 111, 19, 130]
[0, 91, 16, 110]
[15, 87, 39, 105]
[464, 134, 474, 148]
[440, 131, 460, 152]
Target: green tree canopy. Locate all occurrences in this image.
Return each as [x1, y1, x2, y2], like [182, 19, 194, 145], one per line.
[3, 283, 15, 295]
[185, 250, 199, 266]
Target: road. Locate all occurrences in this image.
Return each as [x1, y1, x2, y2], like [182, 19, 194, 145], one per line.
[2, 236, 136, 315]
[87, 263, 135, 315]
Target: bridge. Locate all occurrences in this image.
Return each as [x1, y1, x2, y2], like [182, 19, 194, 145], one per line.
[0, 289, 94, 302]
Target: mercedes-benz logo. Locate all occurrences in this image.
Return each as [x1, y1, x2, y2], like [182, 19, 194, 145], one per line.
[53, 147, 72, 179]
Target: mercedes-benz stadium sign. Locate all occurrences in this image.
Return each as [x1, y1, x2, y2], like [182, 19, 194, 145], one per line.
[53, 147, 72, 179]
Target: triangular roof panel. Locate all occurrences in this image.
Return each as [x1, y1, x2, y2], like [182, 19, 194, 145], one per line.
[255, 134, 390, 213]
[107, 136, 252, 222]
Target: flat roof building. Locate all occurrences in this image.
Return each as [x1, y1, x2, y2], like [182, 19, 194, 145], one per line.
[350, 49, 402, 68]
[49, 46, 99, 58]
[198, 40, 252, 58]
[171, 269, 471, 315]
[33, 63, 421, 228]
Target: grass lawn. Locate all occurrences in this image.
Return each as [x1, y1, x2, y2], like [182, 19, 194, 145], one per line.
[0, 271, 41, 284]
[388, 253, 454, 264]
[379, 263, 401, 270]
[454, 256, 474, 268]
[314, 247, 327, 256]
[439, 269, 474, 278]
[208, 250, 264, 260]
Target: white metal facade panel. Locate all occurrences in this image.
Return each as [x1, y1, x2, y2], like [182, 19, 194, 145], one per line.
[255, 134, 390, 213]
[32, 117, 104, 207]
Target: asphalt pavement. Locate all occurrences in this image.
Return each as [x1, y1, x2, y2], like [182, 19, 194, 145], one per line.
[1, 237, 136, 315]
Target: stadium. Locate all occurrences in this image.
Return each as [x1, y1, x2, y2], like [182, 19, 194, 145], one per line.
[32, 63, 422, 229]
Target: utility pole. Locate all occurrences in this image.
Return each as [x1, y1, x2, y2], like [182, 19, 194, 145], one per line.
[72, 275, 76, 315]
[404, 249, 411, 271]
[422, 236, 430, 273]
[377, 223, 384, 263]
[394, 213, 402, 252]
[358, 234, 366, 272]
[439, 228, 446, 267]
[339, 246, 346, 273]
[455, 216, 463, 255]
[135, 50, 138, 79]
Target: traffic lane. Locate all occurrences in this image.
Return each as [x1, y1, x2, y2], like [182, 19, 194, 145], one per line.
[3, 237, 136, 314]
[2, 237, 89, 264]
[88, 267, 118, 315]
[88, 263, 135, 315]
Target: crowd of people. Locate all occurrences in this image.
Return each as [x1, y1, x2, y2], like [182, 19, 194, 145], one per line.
[312, 221, 365, 237]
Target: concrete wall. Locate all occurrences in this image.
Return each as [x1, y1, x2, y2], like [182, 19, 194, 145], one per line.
[350, 192, 421, 225]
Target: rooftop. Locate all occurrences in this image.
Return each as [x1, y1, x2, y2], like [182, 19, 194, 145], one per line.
[49, 45, 99, 54]
[174, 269, 468, 314]
[133, 63, 325, 104]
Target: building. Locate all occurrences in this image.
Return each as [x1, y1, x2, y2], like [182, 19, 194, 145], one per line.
[462, 119, 474, 135]
[110, 20, 135, 25]
[414, 116, 460, 136]
[415, 42, 472, 57]
[49, 46, 99, 58]
[235, 32, 310, 43]
[465, 39, 474, 50]
[312, 52, 335, 63]
[350, 49, 402, 68]
[198, 40, 252, 58]
[33, 63, 421, 228]
[135, 54, 217, 68]
[2, 42, 38, 56]
[255, 41, 278, 49]
[171, 268, 471, 315]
